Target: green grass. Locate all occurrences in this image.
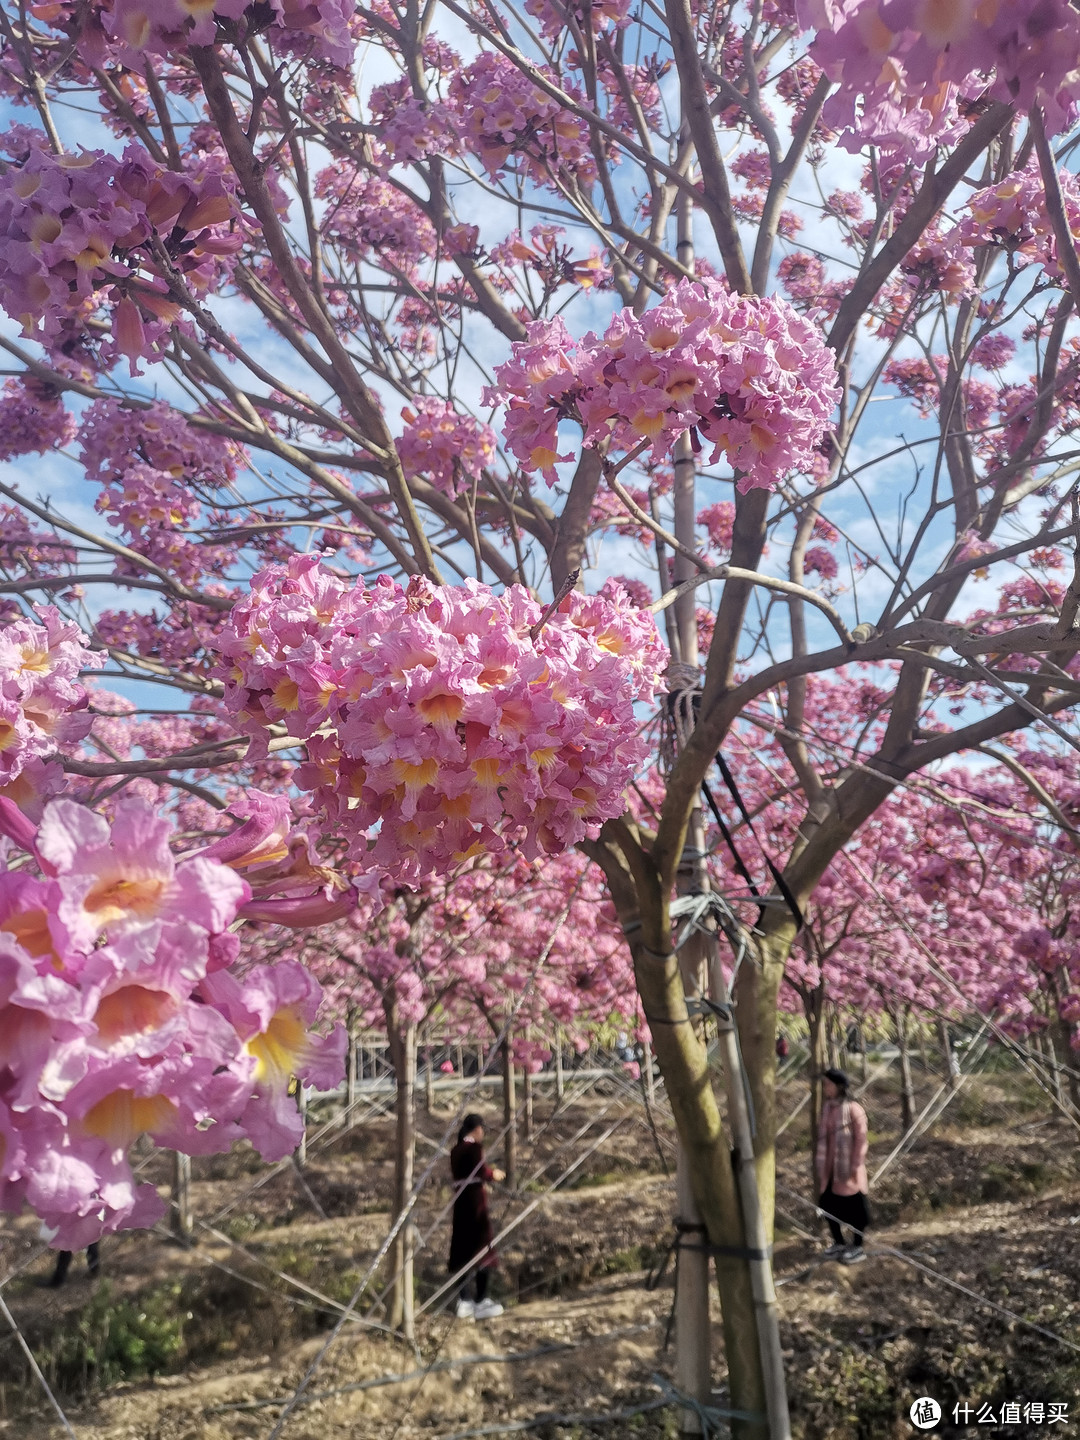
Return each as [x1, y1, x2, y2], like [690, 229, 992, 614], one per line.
[41, 1282, 186, 1393]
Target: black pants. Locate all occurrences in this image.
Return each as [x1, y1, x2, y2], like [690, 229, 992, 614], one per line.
[819, 1187, 869, 1248]
[459, 1267, 490, 1304]
[49, 1244, 100, 1286]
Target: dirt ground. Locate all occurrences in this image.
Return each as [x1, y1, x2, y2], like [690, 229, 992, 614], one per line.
[2, 1058, 1078, 1440]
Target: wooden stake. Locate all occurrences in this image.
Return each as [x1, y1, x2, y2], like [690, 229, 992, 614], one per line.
[346, 1008, 358, 1119]
[171, 1151, 193, 1244]
[643, 1031, 656, 1109]
[297, 1084, 308, 1167]
[502, 1035, 517, 1191]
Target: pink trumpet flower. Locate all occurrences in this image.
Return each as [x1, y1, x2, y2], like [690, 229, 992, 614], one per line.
[238, 891, 360, 927]
[197, 793, 293, 872]
[0, 794, 344, 1246]
[219, 556, 666, 886]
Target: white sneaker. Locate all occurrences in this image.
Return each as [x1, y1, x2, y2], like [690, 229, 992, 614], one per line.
[455, 1298, 476, 1319]
[473, 1298, 504, 1320]
[822, 1244, 846, 1260]
[839, 1247, 866, 1266]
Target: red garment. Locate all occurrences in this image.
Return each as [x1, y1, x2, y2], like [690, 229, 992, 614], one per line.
[815, 1097, 868, 1197]
[448, 1138, 497, 1272]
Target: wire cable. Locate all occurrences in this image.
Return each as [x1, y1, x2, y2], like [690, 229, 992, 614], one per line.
[0, 1291, 79, 1439]
[776, 1185, 1080, 1356]
[842, 851, 1080, 1131]
[204, 1321, 660, 1416]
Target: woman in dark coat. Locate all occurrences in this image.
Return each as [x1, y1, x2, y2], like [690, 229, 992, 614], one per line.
[449, 1114, 504, 1319]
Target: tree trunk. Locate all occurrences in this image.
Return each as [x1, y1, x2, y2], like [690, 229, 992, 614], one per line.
[916, 1021, 932, 1078]
[384, 1000, 417, 1340]
[523, 1058, 534, 1142]
[708, 950, 790, 1440]
[826, 1007, 841, 1070]
[425, 1040, 436, 1115]
[894, 1006, 916, 1133]
[804, 984, 827, 1161]
[674, 818, 713, 1437]
[1046, 1026, 1067, 1108]
[1049, 974, 1080, 1115]
[589, 824, 796, 1435]
[501, 1035, 517, 1191]
[171, 1151, 193, 1244]
[1055, 1019, 1080, 1115]
[345, 1007, 358, 1121]
[938, 1019, 959, 1091]
[555, 1032, 565, 1100]
[675, 1144, 712, 1436]
[646, 907, 771, 1440]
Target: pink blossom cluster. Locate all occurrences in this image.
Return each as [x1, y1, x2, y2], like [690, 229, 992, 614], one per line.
[93, 599, 237, 675]
[74, 399, 243, 580]
[0, 607, 105, 788]
[0, 793, 344, 1247]
[397, 399, 497, 498]
[217, 555, 666, 885]
[697, 501, 736, 553]
[368, 83, 455, 166]
[954, 162, 1080, 281]
[484, 278, 840, 492]
[0, 379, 75, 461]
[66, 0, 357, 69]
[775, 252, 825, 305]
[610, 575, 654, 609]
[489, 226, 612, 295]
[0, 508, 77, 587]
[588, 484, 654, 545]
[899, 228, 975, 298]
[0, 135, 241, 367]
[598, 56, 664, 133]
[315, 166, 436, 281]
[802, 545, 839, 580]
[262, 0, 357, 68]
[79, 397, 241, 490]
[450, 54, 597, 184]
[882, 357, 943, 416]
[800, 0, 1080, 152]
[524, 0, 630, 41]
[970, 333, 1015, 371]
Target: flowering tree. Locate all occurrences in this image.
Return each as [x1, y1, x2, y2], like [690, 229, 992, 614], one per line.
[5, 0, 1080, 1427]
[0, 614, 345, 1245]
[275, 847, 634, 1335]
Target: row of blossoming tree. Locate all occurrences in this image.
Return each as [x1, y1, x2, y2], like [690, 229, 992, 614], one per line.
[4, 0, 1080, 1429]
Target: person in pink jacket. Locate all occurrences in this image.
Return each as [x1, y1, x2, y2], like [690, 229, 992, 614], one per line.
[815, 1068, 869, 1265]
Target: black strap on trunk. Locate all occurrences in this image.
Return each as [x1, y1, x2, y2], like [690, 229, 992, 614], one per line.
[706, 749, 805, 933]
[673, 1220, 772, 1261]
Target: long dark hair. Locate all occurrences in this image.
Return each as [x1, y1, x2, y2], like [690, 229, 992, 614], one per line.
[458, 1113, 484, 1144]
[822, 1067, 849, 1095]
